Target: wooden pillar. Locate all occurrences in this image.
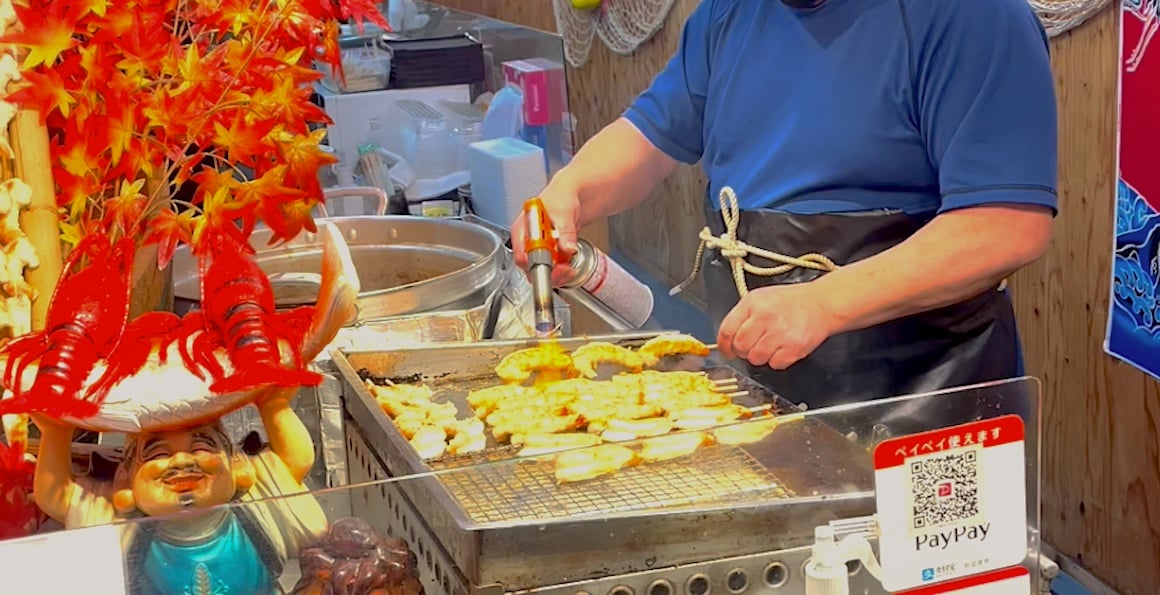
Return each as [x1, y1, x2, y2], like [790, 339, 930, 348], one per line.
[11, 109, 61, 331]
[130, 175, 174, 317]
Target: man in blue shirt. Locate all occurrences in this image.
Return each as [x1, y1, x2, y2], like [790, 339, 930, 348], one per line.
[514, 0, 1057, 408]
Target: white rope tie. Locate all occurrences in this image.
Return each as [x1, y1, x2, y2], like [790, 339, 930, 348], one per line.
[669, 186, 1011, 298]
[670, 187, 838, 298]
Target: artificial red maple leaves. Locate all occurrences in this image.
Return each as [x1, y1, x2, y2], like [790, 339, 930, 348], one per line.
[1, 0, 387, 267]
[0, 440, 45, 540]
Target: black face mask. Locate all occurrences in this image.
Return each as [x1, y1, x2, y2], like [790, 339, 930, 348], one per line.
[781, 0, 825, 7]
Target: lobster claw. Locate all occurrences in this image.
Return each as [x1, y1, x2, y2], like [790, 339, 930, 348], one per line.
[0, 222, 362, 434]
[196, 224, 324, 394]
[0, 235, 135, 419]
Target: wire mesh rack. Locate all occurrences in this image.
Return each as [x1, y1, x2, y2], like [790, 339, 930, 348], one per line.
[435, 443, 793, 524]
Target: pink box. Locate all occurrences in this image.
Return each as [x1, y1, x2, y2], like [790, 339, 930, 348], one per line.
[502, 58, 566, 126]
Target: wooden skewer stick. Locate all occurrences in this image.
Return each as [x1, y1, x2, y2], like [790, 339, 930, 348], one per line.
[366, 376, 395, 387]
[705, 343, 718, 351]
[724, 390, 749, 399]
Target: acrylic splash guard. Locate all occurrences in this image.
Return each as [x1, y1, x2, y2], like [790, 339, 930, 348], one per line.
[1107, 0, 1160, 377]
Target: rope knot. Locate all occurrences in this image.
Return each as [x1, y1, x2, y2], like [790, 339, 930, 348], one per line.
[669, 186, 839, 298]
[719, 245, 748, 259]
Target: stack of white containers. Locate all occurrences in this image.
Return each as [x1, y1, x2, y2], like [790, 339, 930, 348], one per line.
[395, 99, 457, 180]
[438, 99, 485, 171]
[467, 137, 548, 228]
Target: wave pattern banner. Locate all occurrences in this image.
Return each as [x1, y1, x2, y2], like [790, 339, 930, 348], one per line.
[1106, 2, 1160, 376]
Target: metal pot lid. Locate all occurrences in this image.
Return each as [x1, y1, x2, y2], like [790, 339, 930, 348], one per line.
[171, 216, 503, 319]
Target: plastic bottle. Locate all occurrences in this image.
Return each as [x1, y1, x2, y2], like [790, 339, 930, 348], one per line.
[804, 525, 883, 595]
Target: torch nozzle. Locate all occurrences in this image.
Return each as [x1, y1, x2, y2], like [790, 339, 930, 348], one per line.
[522, 197, 561, 338]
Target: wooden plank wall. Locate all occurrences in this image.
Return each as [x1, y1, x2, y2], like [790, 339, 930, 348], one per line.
[1016, 9, 1160, 594]
[436, 2, 1157, 593]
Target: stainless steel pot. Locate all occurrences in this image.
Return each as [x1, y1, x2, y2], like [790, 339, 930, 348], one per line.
[172, 215, 504, 322]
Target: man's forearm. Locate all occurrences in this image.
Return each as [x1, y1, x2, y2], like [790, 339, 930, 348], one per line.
[32, 420, 76, 523]
[256, 388, 315, 483]
[813, 205, 1053, 334]
[553, 117, 679, 228]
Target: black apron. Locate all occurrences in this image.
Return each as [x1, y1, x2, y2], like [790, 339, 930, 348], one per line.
[702, 204, 1022, 413]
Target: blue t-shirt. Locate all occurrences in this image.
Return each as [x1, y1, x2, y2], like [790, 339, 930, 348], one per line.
[623, 0, 1059, 215]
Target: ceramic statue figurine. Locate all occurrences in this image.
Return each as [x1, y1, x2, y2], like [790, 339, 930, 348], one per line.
[32, 386, 328, 595]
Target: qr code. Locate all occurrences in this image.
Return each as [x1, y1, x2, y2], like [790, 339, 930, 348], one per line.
[908, 448, 980, 530]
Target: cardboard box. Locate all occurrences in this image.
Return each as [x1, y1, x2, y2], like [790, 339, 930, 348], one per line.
[501, 58, 567, 126]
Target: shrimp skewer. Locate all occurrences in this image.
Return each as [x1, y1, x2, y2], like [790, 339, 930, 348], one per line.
[637, 333, 712, 366]
[571, 342, 645, 378]
[495, 343, 577, 384]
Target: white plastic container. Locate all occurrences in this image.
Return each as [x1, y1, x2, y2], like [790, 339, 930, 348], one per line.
[467, 137, 547, 228]
[396, 99, 459, 180]
[438, 99, 485, 171]
[316, 45, 391, 94]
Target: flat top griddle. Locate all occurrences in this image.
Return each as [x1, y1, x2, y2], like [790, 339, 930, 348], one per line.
[350, 335, 803, 525]
[334, 332, 877, 589]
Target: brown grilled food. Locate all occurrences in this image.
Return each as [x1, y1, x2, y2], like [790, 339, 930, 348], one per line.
[292, 517, 425, 595]
[495, 342, 578, 384]
[554, 444, 639, 484]
[571, 341, 646, 378]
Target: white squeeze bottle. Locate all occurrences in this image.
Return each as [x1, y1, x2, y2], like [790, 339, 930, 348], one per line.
[558, 239, 655, 328]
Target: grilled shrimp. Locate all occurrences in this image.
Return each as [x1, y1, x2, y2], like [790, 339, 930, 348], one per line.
[494, 342, 577, 384]
[637, 333, 711, 366]
[570, 342, 645, 378]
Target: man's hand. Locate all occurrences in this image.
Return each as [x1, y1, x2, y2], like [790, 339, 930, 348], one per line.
[509, 180, 583, 286]
[717, 282, 840, 370]
[254, 385, 294, 411]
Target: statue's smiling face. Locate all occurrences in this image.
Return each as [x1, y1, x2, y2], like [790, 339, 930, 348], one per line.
[128, 425, 239, 517]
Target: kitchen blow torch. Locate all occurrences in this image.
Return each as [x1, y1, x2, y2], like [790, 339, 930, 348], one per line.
[522, 197, 563, 338]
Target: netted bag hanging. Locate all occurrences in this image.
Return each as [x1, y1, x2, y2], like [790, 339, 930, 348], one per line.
[596, 0, 678, 56]
[552, 0, 677, 67]
[552, 0, 598, 68]
[1030, 0, 1114, 38]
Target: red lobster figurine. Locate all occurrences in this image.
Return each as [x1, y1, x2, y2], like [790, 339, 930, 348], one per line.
[175, 224, 323, 394]
[0, 235, 136, 418]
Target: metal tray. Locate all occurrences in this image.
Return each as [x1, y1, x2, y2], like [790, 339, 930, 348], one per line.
[333, 333, 878, 591]
[172, 216, 503, 321]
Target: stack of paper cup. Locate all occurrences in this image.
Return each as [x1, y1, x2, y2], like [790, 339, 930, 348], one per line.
[467, 137, 548, 228]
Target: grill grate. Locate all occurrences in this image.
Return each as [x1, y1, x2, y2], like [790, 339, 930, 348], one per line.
[434, 443, 792, 524]
[356, 364, 797, 523]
